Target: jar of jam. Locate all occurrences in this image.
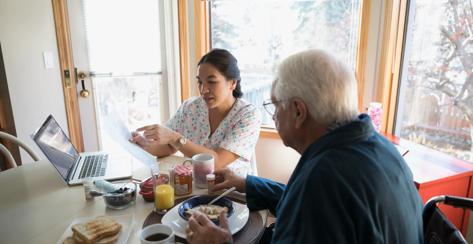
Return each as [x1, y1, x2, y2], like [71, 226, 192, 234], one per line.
[171, 162, 193, 196]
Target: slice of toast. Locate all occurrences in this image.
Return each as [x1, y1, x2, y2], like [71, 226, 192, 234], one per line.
[72, 233, 86, 244]
[95, 231, 120, 244]
[72, 231, 120, 244]
[71, 216, 121, 244]
[63, 236, 78, 244]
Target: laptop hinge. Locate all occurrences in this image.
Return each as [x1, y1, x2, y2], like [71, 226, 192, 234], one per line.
[67, 156, 81, 181]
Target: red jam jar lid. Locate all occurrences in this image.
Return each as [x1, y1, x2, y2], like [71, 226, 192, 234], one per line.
[140, 177, 154, 190]
[140, 174, 170, 190]
[173, 164, 192, 176]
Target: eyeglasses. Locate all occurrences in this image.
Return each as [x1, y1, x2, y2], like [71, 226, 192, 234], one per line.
[262, 99, 289, 116]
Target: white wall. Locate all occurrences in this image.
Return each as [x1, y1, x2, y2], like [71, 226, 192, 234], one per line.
[255, 137, 299, 183]
[0, 0, 68, 163]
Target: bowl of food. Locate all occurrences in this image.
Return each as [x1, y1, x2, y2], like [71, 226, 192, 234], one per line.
[178, 195, 234, 224]
[102, 182, 137, 209]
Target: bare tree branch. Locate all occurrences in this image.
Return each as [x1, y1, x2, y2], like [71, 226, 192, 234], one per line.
[461, 4, 473, 46]
[440, 26, 460, 62]
[440, 26, 460, 50]
[449, 0, 461, 34]
[456, 74, 473, 100]
[461, 37, 473, 47]
[463, 5, 473, 41]
[468, 0, 473, 31]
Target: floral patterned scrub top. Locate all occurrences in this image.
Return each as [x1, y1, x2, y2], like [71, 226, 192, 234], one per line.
[165, 96, 261, 175]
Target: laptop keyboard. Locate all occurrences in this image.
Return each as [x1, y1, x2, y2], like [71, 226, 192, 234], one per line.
[78, 154, 107, 179]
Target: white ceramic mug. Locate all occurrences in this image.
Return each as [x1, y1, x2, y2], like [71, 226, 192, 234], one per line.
[140, 224, 175, 244]
[186, 153, 214, 188]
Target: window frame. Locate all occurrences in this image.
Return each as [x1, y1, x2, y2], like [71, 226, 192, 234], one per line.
[51, 0, 85, 152]
[385, 0, 473, 160]
[376, 0, 409, 134]
[178, 0, 190, 101]
[188, 0, 371, 139]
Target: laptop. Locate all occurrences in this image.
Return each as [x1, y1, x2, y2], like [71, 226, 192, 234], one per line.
[32, 115, 132, 185]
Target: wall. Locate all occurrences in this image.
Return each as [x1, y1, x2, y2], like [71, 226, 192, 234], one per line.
[0, 0, 68, 163]
[255, 137, 299, 183]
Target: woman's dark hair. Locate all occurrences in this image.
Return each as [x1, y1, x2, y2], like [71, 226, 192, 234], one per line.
[198, 48, 243, 98]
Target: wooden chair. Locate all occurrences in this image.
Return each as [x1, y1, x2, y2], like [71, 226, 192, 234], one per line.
[0, 131, 40, 168]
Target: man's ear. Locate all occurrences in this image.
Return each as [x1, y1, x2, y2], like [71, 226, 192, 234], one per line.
[293, 99, 307, 129]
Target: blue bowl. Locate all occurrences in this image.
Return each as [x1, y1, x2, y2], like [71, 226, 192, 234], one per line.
[178, 195, 234, 224]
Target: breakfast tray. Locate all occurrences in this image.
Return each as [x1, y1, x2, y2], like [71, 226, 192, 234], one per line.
[142, 196, 265, 244]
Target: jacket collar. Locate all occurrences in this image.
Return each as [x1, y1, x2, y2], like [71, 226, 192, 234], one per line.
[293, 114, 375, 176]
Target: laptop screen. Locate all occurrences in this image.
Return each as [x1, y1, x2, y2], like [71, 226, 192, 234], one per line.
[33, 115, 80, 180]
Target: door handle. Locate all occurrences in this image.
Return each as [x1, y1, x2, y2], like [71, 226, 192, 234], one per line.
[79, 79, 90, 98]
[76, 70, 90, 98]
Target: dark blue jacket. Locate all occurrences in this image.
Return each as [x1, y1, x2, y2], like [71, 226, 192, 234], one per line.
[246, 114, 423, 243]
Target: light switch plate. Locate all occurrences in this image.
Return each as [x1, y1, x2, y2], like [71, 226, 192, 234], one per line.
[43, 51, 54, 69]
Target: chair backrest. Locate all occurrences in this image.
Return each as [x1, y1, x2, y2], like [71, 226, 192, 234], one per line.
[0, 131, 40, 168]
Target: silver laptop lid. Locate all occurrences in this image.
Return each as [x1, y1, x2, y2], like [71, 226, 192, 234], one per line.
[32, 115, 80, 181]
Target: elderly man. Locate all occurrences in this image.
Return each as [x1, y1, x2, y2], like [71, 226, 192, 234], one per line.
[186, 50, 423, 243]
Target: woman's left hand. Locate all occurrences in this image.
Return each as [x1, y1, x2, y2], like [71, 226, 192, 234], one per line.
[135, 124, 180, 145]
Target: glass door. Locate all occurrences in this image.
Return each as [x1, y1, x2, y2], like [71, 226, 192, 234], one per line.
[67, 0, 179, 154]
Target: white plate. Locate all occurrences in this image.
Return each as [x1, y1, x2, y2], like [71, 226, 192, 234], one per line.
[161, 201, 250, 239]
[56, 214, 134, 244]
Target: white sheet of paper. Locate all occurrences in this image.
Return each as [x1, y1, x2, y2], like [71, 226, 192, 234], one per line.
[101, 111, 157, 167]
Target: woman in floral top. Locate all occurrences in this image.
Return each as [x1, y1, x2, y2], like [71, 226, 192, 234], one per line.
[131, 49, 261, 175]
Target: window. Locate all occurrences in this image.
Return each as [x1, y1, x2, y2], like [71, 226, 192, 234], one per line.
[395, 0, 473, 162]
[79, 0, 163, 152]
[209, 0, 362, 126]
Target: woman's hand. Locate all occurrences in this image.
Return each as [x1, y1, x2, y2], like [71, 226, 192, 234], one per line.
[213, 168, 246, 193]
[129, 131, 160, 155]
[129, 124, 179, 156]
[186, 211, 232, 244]
[135, 124, 180, 145]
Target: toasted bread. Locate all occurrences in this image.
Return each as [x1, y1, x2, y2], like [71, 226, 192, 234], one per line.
[72, 233, 85, 244]
[71, 216, 121, 244]
[63, 236, 78, 244]
[95, 231, 120, 244]
[72, 231, 120, 244]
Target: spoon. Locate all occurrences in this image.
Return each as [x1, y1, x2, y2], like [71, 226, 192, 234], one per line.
[208, 187, 236, 205]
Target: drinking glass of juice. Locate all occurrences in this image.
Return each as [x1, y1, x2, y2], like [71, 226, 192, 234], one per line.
[154, 184, 174, 213]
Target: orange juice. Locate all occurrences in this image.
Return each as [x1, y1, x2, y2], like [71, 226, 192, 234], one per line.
[155, 184, 174, 210]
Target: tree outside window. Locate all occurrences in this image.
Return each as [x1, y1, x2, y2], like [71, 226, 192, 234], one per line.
[209, 0, 361, 126]
[396, 0, 473, 162]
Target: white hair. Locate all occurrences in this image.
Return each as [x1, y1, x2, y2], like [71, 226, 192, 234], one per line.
[273, 49, 358, 125]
